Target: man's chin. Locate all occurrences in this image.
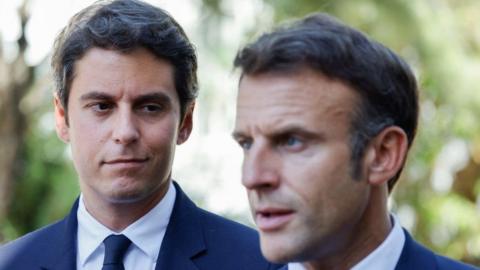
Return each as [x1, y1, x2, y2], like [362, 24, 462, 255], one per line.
[106, 194, 145, 204]
[104, 182, 167, 205]
[104, 187, 151, 204]
[260, 237, 298, 264]
[262, 250, 296, 265]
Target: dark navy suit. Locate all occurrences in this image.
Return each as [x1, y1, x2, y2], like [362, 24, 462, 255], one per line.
[394, 230, 478, 270]
[0, 182, 281, 270]
[278, 229, 478, 270]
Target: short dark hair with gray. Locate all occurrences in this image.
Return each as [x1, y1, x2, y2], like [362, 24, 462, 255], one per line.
[52, 0, 198, 120]
[234, 13, 418, 191]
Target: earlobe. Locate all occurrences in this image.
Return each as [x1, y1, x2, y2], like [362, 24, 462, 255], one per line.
[367, 126, 408, 186]
[54, 95, 70, 143]
[177, 102, 195, 145]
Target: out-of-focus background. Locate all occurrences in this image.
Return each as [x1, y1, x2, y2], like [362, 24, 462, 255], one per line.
[0, 0, 479, 265]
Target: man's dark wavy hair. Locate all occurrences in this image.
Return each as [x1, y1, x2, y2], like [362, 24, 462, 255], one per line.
[52, 0, 198, 121]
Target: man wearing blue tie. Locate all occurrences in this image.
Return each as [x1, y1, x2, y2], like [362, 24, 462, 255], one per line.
[0, 1, 281, 269]
[232, 13, 478, 270]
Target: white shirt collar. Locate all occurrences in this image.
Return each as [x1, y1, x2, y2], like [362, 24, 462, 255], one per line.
[287, 215, 405, 270]
[77, 181, 176, 267]
[350, 214, 405, 270]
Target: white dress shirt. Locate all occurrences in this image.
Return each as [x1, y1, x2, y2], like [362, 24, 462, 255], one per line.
[288, 215, 405, 270]
[76, 182, 176, 270]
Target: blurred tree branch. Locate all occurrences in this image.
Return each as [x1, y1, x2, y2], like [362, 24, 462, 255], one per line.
[0, 0, 34, 241]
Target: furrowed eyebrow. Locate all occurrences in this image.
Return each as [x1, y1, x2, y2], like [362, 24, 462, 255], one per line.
[79, 91, 173, 104]
[232, 131, 247, 141]
[80, 91, 114, 101]
[133, 92, 172, 105]
[231, 126, 322, 141]
[266, 125, 324, 141]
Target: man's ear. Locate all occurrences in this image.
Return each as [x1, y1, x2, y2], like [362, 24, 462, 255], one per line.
[54, 94, 70, 143]
[364, 126, 408, 186]
[177, 102, 195, 145]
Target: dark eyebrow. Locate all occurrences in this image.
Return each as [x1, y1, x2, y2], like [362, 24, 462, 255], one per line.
[231, 131, 247, 141]
[231, 125, 322, 141]
[80, 91, 114, 101]
[268, 125, 322, 140]
[79, 91, 173, 105]
[133, 92, 172, 105]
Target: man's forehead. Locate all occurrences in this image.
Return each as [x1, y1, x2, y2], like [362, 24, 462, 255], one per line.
[235, 70, 359, 136]
[237, 71, 359, 111]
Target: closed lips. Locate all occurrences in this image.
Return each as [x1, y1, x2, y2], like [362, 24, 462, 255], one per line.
[103, 158, 149, 164]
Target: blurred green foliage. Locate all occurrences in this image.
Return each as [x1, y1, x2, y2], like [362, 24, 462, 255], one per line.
[1, 0, 479, 266]
[2, 77, 79, 240]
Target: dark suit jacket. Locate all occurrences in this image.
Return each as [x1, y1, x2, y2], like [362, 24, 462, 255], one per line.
[278, 229, 478, 270]
[394, 229, 478, 270]
[0, 182, 282, 270]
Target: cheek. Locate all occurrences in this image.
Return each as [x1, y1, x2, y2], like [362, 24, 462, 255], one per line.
[284, 153, 339, 197]
[144, 120, 179, 152]
[68, 120, 109, 173]
[69, 122, 106, 151]
[68, 109, 109, 140]
[285, 148, 355, 213]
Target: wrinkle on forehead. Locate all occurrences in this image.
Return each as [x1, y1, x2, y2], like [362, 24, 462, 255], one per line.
[235, 69, 358, 136]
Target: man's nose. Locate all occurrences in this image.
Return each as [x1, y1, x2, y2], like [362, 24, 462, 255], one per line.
[242, 144, 280, 190]
[112, 110, 140, 145]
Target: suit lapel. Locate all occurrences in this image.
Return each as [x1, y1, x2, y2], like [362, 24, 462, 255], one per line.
[40, 199, 79, 270]
[276, 230, 437, 270]
[155, 182, 205, 270]
[395, 229, 437, 270]
[36, 184, 206, 270]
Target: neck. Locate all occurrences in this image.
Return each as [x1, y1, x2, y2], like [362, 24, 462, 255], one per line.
[82, 181, 170, 232]
[304, 184, 391, 270]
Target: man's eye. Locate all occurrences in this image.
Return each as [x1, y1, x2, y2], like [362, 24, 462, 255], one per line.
[140, 104, 163, 113]
[89, 102, 112, 112]
[237, 139, 253, 150]
[285, 136, 301, 146]
[279, 135, 305, 151]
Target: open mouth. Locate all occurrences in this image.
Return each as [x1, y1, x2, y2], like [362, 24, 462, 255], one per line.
[255, 208, 295, 232]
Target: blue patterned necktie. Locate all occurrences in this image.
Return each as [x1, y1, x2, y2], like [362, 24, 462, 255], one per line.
[102, 234, 132, 270]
